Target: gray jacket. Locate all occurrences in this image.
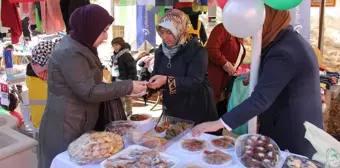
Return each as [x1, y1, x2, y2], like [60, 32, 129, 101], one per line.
[38, 35, 133, 168]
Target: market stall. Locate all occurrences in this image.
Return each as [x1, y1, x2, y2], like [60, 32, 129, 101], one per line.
[50, 117, 328, 168]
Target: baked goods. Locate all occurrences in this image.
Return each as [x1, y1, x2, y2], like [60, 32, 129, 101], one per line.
[130, 114, 150, 121]
[103, 146, 177, 168]
[181, 138, 206, 152]
[68, 132, 124, 165]
[211, 136, 235, 150]
[202, 149, 232, 165]
[282, 155, 324, 168]
[155, 121, 170, 133]
[237, 134, 280, 168]
[132, 133, 167, 149]
[105, 120, 136, 138]
[165, 122, 192, 140]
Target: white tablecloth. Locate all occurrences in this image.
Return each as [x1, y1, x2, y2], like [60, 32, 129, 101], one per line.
[51, 133, 290, 168]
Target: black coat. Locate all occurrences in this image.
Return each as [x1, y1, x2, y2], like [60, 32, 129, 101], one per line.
[110, 48, 137, 80]
[221, 26, 323, 158]
[153, 39, 218, 125]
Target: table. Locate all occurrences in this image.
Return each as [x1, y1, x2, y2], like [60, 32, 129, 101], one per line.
[51, 133, 290, 168]
[13, 51, 31, 65]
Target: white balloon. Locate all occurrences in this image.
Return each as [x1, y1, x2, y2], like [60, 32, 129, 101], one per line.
[222, 0, 266, 38]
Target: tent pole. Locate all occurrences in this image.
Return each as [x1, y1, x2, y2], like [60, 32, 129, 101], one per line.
[318, 0, 326, 52]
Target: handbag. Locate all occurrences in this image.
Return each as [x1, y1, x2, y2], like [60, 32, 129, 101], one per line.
[9, 0, 44, 3]
[94, 99, 127, 131]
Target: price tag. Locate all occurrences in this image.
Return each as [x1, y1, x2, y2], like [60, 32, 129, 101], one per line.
[0, 82, 9, 106]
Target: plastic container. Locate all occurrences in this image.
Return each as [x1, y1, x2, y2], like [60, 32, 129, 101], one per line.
[201, 149, 233, 167]
[282, 155, 325, 168]
[105, 120, 136, 140]
[235, 134, 282, 168]
[67, 132, 124, 165]
[100, 145, 179, 168]
[130, 131, 166, 150]
[210, 136, 236, 151]
[180, 138, 207, 153]
[148, 115, 194, 150]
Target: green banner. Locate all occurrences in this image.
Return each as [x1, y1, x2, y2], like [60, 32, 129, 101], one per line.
[115, 0, 136, 6]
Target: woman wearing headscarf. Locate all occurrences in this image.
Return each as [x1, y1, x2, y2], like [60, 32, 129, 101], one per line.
[192, 5, 323, 158]
[26, 39, 59, 129]
[206, 23, 245, 117]
[38, 4, 147, 168]
[148, 9, 219, 129]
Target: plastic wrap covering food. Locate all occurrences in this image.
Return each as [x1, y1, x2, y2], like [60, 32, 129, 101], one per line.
[67, 132, 124, 165]
[105, 120, 136, 139]
[282, 155, 325, 168]
[235, 134, 282, 168]
[100, 145, 179, 168]
[180, 138, 207, 153]
[131, 131, 167, 150]
[202, 149, 233, 166]
[210, 136, 236, 150]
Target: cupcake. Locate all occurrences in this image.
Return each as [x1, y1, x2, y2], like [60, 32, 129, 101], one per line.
[267, 151, 277, 161]
[245, 145, 253, 151]
[259, 135, 270, 144]
[253, 152, 266, 161]
[245, 139, 256, 147]
[263, 158, 274, 167]
[249, 135, 259, 142]
[244, 149, 254, 158]
[265, 143, 275, 151]
[257, 140, 265, 147]
[255, 147, 266, 153]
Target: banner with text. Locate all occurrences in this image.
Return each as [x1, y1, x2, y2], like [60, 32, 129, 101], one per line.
[136, 5, 156, 48]
[290, 0, 311, 42]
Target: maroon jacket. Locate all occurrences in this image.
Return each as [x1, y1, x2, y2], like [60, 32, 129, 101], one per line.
[206, 23, 245, 103]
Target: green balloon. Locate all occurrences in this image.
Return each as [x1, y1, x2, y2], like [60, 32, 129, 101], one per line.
[264, 0, 303, 10]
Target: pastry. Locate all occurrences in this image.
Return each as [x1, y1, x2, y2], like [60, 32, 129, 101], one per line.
[255, 147, 266, 153]
[245, 139, 256, 147]
[253, 152, 266, 161]
[245, 145, 253, 151]
[181, 138, 206, 152]
[68, 132, 124, 165]
[203, 149, 232, 165]
[211, 136, 235, 149]
[259, 135, 270, 144]
[265, 143, 275, 151]
[257, 140, 265, 147]
[244, 150, 254, 158]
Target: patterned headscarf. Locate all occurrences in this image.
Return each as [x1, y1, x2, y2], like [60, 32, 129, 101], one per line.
[31, 39, 60, 81]
[157, 9, 190, 59]
[157, 9, 190, 46]
[31, 39, 59, 67]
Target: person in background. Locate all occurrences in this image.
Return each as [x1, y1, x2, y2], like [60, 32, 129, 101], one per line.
[191, 5, 323, 158]
[2, 44, 14, 66]
[175, 2, 207, 45]
[26, 39, 59, 129]
[38, 5, 147, 168]
[206, 23, 245, 118]
[148, 9, 219, 132]
[110, 37, 137, 116]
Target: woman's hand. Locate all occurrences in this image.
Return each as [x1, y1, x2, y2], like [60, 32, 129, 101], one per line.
[223, 61, 236, 76]
[131, 81, 148, 95]
[148, 75, 167, 89]
[191, 120, 224, 137]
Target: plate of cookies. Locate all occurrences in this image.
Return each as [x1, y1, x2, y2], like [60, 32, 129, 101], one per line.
[67, 132, 124, 165]
[235, 134, 281, 168]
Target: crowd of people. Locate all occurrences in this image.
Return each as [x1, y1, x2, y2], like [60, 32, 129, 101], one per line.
[2, 3, 323, 168]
